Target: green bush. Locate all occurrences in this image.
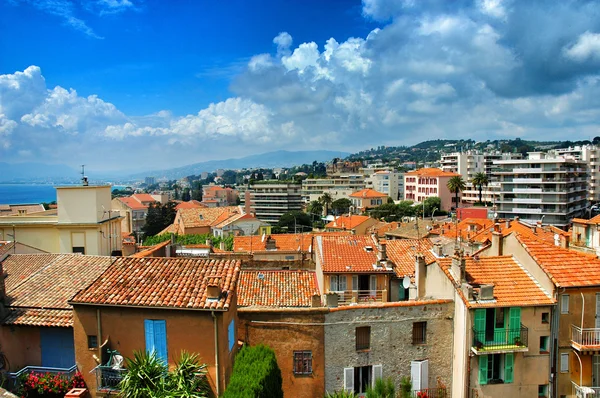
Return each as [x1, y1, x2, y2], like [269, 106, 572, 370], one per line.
[142, 233, 233, 251]
[222, 345, 283, 398]
[399, 376, 412, 398]
[366, 377, 395, 398]
[324, 391, 357, 398]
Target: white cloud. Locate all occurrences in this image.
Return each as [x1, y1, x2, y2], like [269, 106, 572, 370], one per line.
[273, 32, 293, 57]
[282, 42, 321, 73]
[477, 0, 507, 20]
[563, 31, 600, 62]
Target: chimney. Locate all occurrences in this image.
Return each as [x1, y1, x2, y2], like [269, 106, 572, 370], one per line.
[461, 283, 474, 301]
[451, 250, 466, 284]
[265, 237, 277, 251]
[311, 294, 322, 307]
[561, 234, 570, 249]
[325, 292, 339, 308]
[505, 219, 510, 229]
[206, 239, 213, 248]
[415, 254, 427, 299]
[220, 241, 225, 251]
[491, 230, 503, 256]
[244, 190, 252, 215]
[378, 241, 387, 262]
[433, 244, 443, 257]
[206, 281, 221, 301]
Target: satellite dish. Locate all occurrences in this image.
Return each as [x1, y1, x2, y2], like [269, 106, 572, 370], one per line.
[402, 276, 411, 289]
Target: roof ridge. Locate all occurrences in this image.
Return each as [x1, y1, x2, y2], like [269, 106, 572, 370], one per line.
[511, 255, 554, 301]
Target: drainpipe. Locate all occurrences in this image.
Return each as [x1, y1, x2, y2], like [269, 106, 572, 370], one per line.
[581, 292, 585, 330]
[574, 350, 583, 387]
[97, 309, 102, 363]
[212, 311, 220, 396]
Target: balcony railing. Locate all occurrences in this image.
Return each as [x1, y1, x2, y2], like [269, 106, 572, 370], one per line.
[571, 325, 600, 351]
[7, 365, 77, 391]
[572, 381, 600, 397]
[411, 388, 448, 398]
[95, 366, 127, 392]
[472, 325, 528, 354]
[331, 290, 386, 306]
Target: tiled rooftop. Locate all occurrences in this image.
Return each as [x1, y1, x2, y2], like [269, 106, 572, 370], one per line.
[234, 233, 313, 253]
[517, 234, 600, 287]
[438, 255, 554, 308]
[132, 193, 156, 203]
[71, 257, 241, 310]
[3, 253, 62, 291]
[325, 215, 373, 230]
[0, 204, 46, 216]
[349, 189, 387, 198]
[178, 206, 240, 228]
[118, 196, 147, 210]
[175, 200, 206, 210]
[404, 168, 459, 177]
[572, 214, 600, 225]
[386, 239, 436, 277]
[237, 270, 319, 307]
[316, 235, 393, 273]
[385, 220, 436, 239]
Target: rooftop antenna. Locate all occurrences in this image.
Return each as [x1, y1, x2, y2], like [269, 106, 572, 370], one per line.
[81, 165, 89, 186]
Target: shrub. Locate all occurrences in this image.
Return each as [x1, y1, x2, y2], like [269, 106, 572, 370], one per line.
[324, 391, 357, 398]
[16, 370, 86, 397]
[222, 345, 282, 398]
[366, 377, 395, 398]
[399, 376, 412, 398]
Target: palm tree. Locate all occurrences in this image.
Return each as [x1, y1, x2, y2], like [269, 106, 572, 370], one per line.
[307, 200, 323, 217]
[319, 193, 333, 216]
[447, 176, 466, 210]
[471, 172, 489, 205]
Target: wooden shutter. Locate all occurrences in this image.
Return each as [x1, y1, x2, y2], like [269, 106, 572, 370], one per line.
[144, 319, 155, 354]
[339, 275, 347, 291]
[352, 275, 358, 291]
[509, 307, 521, 344]
[504, 353, 514, 383]
[370, 275, 377, 291]
[153, 320, 168, 364]
[228, 320, 235, 351]
[474, 309, 486, 332]
[478, 355, 488, 385]
[330, 275, 338, 291]
[411, 361, 421, 390]
[372, 364, 383, 385]
[344, 367, 354, 392]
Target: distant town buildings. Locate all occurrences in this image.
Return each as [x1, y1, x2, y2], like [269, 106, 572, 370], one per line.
[241, 182, 303, 225]
[403, 168, 459, 211]
[144, 176, 156, 185]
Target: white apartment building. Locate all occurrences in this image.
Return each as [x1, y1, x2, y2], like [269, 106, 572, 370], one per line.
[552, 145, 600, 202]
[301, 175, 365, 203]
[241, 182, 303, 224]
[364, 170, 402, 200]
[494, 152, 588, 227]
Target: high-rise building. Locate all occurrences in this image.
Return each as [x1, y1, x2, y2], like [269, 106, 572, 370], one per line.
[241, 182, 303, 225]
[494, 152, 588, 227]
[144, 176, 156, 185]
[552, 145, 600, 202]
[301, 175, 366, 203]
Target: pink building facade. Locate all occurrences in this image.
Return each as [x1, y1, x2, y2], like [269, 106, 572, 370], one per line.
[403, 168, 459, 211]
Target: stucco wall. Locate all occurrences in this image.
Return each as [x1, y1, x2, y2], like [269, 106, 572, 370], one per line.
[237, 309, 326, 398]
[323, 302, 454, 394]
[0, 325, 41, 371]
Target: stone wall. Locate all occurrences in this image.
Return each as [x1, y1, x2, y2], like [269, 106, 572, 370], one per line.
[324, 301, 454, 394]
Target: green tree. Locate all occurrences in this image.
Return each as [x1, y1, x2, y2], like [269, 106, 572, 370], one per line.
[331, 198, 352, 215]
[447, 176, 466, 210]
[142, 203, 166, 238]
[319, 193, 333, 215]
[325, 391, 357, 398]
[369, 203, 400, 221]
[182, 188, 191, 202]
[396, 200, 416, 219]
[471, 172, 489, 204]
[366, 377, 395, 398]
[222, 345, 283, 398]
[277, 211, 312, 233]
[191, 181, 203, 201]
[307, 200, 324, 217]
[422, 196, 441, 217]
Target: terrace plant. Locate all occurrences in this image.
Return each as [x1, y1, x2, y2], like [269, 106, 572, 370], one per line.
[16, 371, 85, 398]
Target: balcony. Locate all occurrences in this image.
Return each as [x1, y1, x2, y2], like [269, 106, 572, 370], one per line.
[572, 381, 600, 397]
[571, 325, 600, 351]
[471, 325, 529, 355]
[95, 365, 127, 394]
[7, 365, 78, 391]
[331, 290, 387, 306]
[512, 207, 542, 214]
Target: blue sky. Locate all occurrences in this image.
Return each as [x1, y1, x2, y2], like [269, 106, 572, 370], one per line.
[3, 0, 600, 173]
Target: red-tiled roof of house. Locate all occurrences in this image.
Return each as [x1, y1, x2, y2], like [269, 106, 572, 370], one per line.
[385, 220, 437, 239]
[572, 214, 600, 225]
[316, 235, 394, 273]
[437, 255, 554, 308]
[517, 234, 600, 287]
[237, 270, 319, 307]
[404, 168, 459, 177]
[0, 241, 47, 258]
[234, 234, 313, 253]
[178, 206, 240, 228]
[158, 223, 182, 236]
[349, 189, 387, 198]
[386, 239, 436, 277]
[325, 215, 373, 230]
[3, 254, 113, 327]
[132, 193, 156, 203]
[71, 257, 241, 310]
[367, 222, 399, 238]
[130, 240, 170, 258]
[118, 196, 147, 210]
[175, 200, 206, 210]
[0, 203, 46, 216]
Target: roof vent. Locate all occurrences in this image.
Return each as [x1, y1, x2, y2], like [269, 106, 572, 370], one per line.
[479, 285, 494, 300]
[257, 272, 265, 280]
[206, 283, 221, 301]
[364, 246, 373, 252]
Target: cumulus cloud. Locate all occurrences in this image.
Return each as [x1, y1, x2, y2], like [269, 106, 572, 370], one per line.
[564, 31, 600, 62]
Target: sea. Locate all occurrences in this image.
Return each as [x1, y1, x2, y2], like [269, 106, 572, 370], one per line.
[0, 184, 126, 205]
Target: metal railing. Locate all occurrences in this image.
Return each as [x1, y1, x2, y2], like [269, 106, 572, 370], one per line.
[572, 381, 600, 397]
[472, 325, 528, 352]
[95, 366, 127, 391]
[7, 365, 78, 390]
[332, 290, 385, 306]
[571, 325, 600, 349]
[411, 387, 448, 398]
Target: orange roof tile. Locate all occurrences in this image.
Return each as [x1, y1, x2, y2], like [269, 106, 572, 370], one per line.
[131, 240, 170, 258]
[237, 270, 319, 307]
[517, 235, 600, 287]
[71, 257, 241, 310]
[132, 193, 156, 203]
[175, 200, 206, 210]
[234, 234, 313, 253]
[438, 255, 554, 308]
[349, 189, 387, 198]
[4, 308, 72, 327]
[572, 214, 600, 225]
[3, 253, 62, 291]
[325, 215, 373, 230]
[405, 167, 459, 177]
[178, 206, 241, 228]
[118, 196, 148, 210]
[386, 239, 436, 277]
[316, 235, 394, 273]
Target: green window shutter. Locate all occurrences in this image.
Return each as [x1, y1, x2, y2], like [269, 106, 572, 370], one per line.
[504, 353, 514, 383]
[479, 355, 488, 385]
[474, 309, 486, 332]
[509, 307, 521, 344]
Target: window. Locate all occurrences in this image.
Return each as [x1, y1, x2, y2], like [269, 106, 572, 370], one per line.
[541, 312, 549, 324]
[538, 384, 548, 398]
[339, 275, 347, 291]
[560, 353, 569, 372]
[495, 308, 505, 328]
[293, 351, 312, 375]
[561, 295, 569, 314]
[356, 326, 371, 350]
[87, 335, 98, 349]
[344, 365, 380, 394]
[330, 275, 339, 291]
[478, 353, 513, 384]
[72, 246, 85, 254]
[413, 322, 427, 345]
[539, 336, 549, 353]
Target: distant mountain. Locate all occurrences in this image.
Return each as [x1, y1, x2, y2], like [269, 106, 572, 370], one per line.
[133, 150, 350, 179]
[0, 162, 79, 182]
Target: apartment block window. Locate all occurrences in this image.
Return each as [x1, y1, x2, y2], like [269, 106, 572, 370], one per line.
[561, 295, 569, 314]
[479, 353, 513, 384]
[538, 384, 548, 398]
[330, 275, 339, 291]
[539, 336, 549, 354]
[87, 335, 98, 349]
[560, 353, 569, 372]
[541, 312, 549, 324]
[293, 351, 312, 375]
[356, 326, 371, 350]
[72, 246, 85, 254]
[412, 322, 427, 345]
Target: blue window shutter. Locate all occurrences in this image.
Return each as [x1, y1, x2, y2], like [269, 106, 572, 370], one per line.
[154, 320, 168, 364]
[228, 320, 235, 351]
[478, 355, 488, 385]
[144, 319, 155, 354]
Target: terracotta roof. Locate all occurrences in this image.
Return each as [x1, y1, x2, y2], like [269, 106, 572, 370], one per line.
[349, 189, 387, 198]
[405, 167, 460, 177]
[572, 214, 600, 225]
[367, 222, 399, 238]
[385, 220, 436, 239]
[158, 223, 182, 236]
[386, 239, 436, 277]
[325, 215, 373, 230]
[3, 254, 113, 327]
[178, 206, 240, 228]
[237, 270, 319, 307]
[132, 193, 156, 203]
[234, 234, 312, 253]
[0, 204, 46, 216]
[438, 255, 554, 308]
[122, 232, 136, 246]
[175, 200, 206, 210]
[329, 299, 453, 312]
[0, 241, 46, 258]
[316, 235, 394, 273]
[118, 196, 147, 210]
[517, 235, 600, 287]
[131, 240, 170, 258]
[71, 257, 241, 310]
